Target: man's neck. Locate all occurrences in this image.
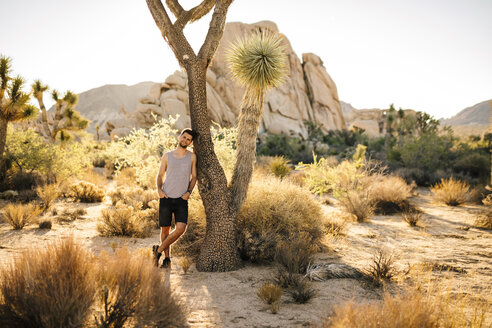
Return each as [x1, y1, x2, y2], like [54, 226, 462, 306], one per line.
[175, 146, 187, 155]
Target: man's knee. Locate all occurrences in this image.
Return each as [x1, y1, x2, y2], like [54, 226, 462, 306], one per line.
[175, 223, 187, 236]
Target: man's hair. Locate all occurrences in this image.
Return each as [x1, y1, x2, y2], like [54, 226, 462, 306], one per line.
[180, 128, 197, 140]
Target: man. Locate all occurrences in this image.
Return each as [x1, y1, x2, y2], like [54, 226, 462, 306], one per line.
[153, 128, 197, 268]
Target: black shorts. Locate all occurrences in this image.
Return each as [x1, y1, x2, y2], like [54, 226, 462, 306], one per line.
[159, 197, 188, 227]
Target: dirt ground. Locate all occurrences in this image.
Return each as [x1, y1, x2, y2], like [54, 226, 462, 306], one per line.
[0, 188, 490, 327]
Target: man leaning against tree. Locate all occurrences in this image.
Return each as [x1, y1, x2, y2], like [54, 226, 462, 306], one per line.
[153, 128, 197, 268]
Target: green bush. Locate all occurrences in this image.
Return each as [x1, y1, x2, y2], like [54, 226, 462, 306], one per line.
[6, 127, 91, 183]
[269, 156, 291, 179]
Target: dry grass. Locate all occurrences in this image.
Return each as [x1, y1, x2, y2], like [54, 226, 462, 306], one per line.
[109, 186, 156, 210]
[38, 219, 52, 229]
[237, 174, 325, 263]
[95, 248, 186, 328]
[271, 269, 316, 304]
[339, 190, 374, 222]
[324, 287, 489, 328]
[368, 175, 413, 214]
[431, 178, 470, 206]
[269, 156, 292, 179]
[474, 194, 491, 230]
[69, 181, 105, 203]
[366, 249, 395, 287]
[36, 183, 59, 212]
[275, 233, 318, 274]
[402, 208, 423, 227]
[56, 208, 87, 223]
[97, 204, 153, 238]
[81, 168, 107, 187]
[257, 283, 282, 313]
[178, 257, 192, 274]
[0, 237, 96, 327]
[116, 167, 138, 187]
[3, 203, 41, 230]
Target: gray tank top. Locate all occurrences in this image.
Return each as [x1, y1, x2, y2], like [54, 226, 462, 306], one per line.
[162, 151, 192, 198]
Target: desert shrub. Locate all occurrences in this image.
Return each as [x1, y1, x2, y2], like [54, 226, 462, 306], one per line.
[339, 189, 374, 222]
[287, 276, 316, 304]
[431, 178, 470, 206]
[275, 233, 318, 274]
[452, 152, 490, 181]
[324, 288, 488, 328]
[3, 203, 41, 230]
[257, 283, 282, 313]
[6, 127, 91, 183]
[38, 219, 52, 229]
[402, 208, 422, 227]
[271, 269, 315, 304]
[95, 248, 186, 328]
[98, 204, 153, 238]
[474, 195, 491, 230]
[297, 154, 339, 195]
[81, 168, 107, 187]
[324, 216, 347, 238]
[257, 133, 313, 164]
[69, 181, 105, 203]
[56, 208, 87, 223]
[2, 170, 39, 191]
[368, 175, 412, 214]
[106, 117, 236, 187]
[366, 249, 394, 286]
[36, 183, 59, 212]
[109, 186, 156, 209]
[178, 257, 192, 274]
[468, 185, 490, 205]
[269, 156, 291, 179]
[0, 237, 95, 328]
[116, 167, 138, 187]
[237, 174, 325, 263]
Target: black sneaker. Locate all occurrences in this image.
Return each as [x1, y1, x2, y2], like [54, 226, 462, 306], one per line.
[160, 257, 171, 269]
[152, 245, 161, 267]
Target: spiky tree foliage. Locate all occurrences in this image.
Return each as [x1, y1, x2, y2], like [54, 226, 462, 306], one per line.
[0, 55, 39, 178]
[227, 31, 287, 209]
[32, 83, 89, 142]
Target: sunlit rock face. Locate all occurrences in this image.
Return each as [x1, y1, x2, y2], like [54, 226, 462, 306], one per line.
[107, 21, 345, 139]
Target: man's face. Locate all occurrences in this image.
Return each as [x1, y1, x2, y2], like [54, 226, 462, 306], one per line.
[178, 132, 193, 148]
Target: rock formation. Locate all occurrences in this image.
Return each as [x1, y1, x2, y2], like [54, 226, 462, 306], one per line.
[106, 21, 345, 139]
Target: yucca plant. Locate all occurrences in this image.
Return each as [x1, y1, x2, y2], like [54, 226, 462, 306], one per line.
[0, 55, 39, 178]
[32, 81, 89, 142]
[227, 30, 287, 210]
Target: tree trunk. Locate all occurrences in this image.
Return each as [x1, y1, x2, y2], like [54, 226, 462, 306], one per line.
[36, 96, 52, 139]
[186, 62, 241, 272]
[0, 117, 8, 179]
[229, 92, 263, 211]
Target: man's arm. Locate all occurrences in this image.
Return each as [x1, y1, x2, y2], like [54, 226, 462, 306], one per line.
[182, 152, 197, 200]
[156, 153, 168, 198]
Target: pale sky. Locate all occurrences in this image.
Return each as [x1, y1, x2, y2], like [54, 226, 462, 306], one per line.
[1, 0, 491, 119]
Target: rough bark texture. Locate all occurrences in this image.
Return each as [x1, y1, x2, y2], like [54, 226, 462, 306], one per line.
[146, 0, 240, 271]
[229, 91, 263, 211]
[36, 96, 52, 139]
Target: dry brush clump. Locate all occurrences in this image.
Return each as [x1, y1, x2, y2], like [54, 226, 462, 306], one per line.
[368, 175, 413, 214]
[237, 174, 325, 263]
[95, 248, 186, 328]
[3, 202, 41, 230]
[35, 183, 59, 212]
[257, 283, 282, 313]
[109, 186, 157, 210]
[56, 208, 87, 223]
[0, 237, 96, 327]
[98, 203, 153, 238]
[324, 285, 489, 328]
[474, 194, 492, 230]
[269, 156, 292, 179]
[38, 219, 52, 229]
[366, 249, 395, 287]
[431, 178, 470, 206]
[69, 181, 105, 203]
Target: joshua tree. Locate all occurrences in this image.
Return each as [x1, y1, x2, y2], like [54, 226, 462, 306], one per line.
[0, 55, 38, 178]
[228, 31, 287, 209]
[145, 0, 286, 271]
[32, 80, 89, 142]
[35, 83, 88, 142]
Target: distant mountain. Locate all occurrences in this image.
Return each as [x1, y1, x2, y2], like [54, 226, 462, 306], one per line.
[50, 81, 156, 136]
[441, 100, 491, 126]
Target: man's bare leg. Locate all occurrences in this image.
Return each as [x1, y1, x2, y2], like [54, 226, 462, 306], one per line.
[157, 222, 187, 254]
[160, 226, 171, 258]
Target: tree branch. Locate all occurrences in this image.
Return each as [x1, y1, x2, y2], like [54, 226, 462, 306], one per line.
[146, 0, 197, 65]
[197, 0, 233, 67]
[165, 0, 184, 18]
[174, 0, 215, 30]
